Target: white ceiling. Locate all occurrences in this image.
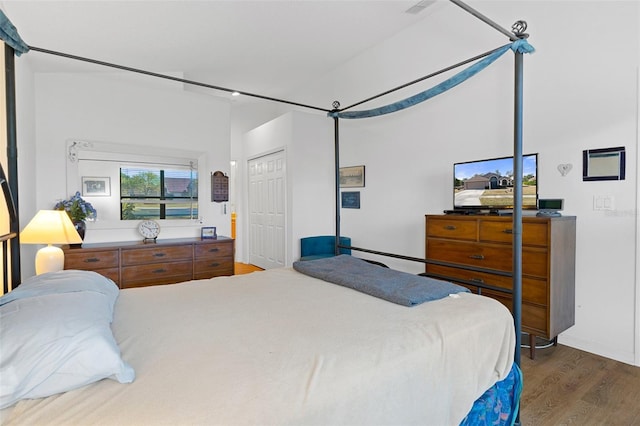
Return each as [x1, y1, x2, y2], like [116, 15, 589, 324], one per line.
[1, 0, 447, 103]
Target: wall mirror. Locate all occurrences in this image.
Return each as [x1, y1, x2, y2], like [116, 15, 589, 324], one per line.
[582, 146, 625, 181]
[66, 140, 204, 224]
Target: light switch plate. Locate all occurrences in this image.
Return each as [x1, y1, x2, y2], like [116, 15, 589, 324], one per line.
[593, 195, 615, 211]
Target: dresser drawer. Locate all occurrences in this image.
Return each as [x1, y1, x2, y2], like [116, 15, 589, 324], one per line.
[475, 288, 548, 336]
[479, 220, 549, 247]
[195, 242, 234, 259]
[426, 264, 547, 305]
[194, 258, 234, 279]
[522, 303, 549, 336]
[64, 249, 119, 270]
[90, 268, 120, 285]
[426, 218, 477, 241]
[121, 245, 193, 266]
[121, 260, 193, 288]
[427, 239, 512, 272]
[426, 239, 548, 278]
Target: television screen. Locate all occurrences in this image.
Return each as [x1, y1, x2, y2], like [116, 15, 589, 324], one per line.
[453, 153, 538, 211]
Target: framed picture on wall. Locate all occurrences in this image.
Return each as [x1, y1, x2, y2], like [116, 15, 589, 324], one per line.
[582, 146, 626, 181]
[81, 177, 110, 196]
[339, 165, 365, 188]
[211, 171, 229, 202]
[341, 191, 361, 209]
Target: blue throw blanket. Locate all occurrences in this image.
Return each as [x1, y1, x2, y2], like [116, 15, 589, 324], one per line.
[293, 255, 469, 307]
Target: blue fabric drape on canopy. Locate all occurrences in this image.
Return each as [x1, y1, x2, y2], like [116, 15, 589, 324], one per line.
[0, 10, 29, 56]
[329, 39, 534, 119]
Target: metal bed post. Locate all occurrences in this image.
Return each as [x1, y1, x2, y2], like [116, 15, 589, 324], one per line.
[333, 103, 341, 256]
[511, 31, 528, 426]
[448, 3, 527, 420]
[513, 51, 524, 366]
[450, 0, 529, 366]
[4, 43, 21, 290]
[2, 239, 8, 293]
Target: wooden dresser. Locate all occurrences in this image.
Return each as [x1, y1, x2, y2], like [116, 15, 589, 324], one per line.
[63, 237, 234, 288]
[424, 214, 576, 358]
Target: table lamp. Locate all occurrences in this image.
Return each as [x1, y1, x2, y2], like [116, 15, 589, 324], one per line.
[20, 210, 83, 275]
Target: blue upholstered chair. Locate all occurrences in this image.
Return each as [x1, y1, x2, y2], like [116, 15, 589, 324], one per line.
[300, 236, 351, 261]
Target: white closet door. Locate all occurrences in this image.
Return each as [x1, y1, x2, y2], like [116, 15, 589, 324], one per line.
[248, 150, 286, 269]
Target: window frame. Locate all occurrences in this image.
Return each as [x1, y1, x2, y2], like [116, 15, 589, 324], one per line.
[120, 165, 199, 220]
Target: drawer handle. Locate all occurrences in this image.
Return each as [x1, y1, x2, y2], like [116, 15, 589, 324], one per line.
[208, 262, 220, 267]
[470, 278, 484, 284]
[503, 229, 513, 234]
[208, 248, 220, 253]
[444, 225, 457, 230]
[85, 258, 100, 263]
[152, 268, 167, 274]
[153, 253, 166, 258]
[469, 254, 485, 260]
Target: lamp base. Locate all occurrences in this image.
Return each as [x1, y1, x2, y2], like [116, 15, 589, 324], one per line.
[35, 245, 65, 275]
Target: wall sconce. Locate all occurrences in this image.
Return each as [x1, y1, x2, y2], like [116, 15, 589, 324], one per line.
[20, 210, 82, 275]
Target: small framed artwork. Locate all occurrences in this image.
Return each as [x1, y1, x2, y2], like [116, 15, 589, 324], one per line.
[82, 177, 110, 196]
[211, 171, 229, 203]
[339, 165, 365, 188]
[341, 191, 361, 209]
[201, 226, 217, 239]
[583, 146, 626, 181]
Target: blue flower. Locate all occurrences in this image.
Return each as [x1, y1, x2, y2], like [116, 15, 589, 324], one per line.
[54, 191, 97, 222]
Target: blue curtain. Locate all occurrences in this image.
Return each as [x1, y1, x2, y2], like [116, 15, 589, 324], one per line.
[0, 10, 29, 56]
[329, 39, 534, 119]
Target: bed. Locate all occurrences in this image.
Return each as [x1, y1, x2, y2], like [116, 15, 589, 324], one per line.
[1, 257, 520, 425]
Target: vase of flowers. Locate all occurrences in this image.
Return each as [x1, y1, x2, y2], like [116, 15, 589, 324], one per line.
[54, 191, 97, 245]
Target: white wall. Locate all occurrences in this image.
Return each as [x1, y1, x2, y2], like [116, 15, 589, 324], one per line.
[241, 110, 334, 266]
[280, 1, 639, 365]
[21, 71, 231, 277]
[229, 101, 283, 262]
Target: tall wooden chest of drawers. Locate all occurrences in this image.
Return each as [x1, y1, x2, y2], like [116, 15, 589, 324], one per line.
[424, 214, 576, 357]
[63, 237, 234, 288]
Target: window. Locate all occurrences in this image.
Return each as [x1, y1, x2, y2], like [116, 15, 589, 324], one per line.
[120, 167, 198, 220]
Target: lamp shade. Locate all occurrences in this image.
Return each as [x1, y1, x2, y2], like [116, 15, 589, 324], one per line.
[21, 210, 83, 275]
[20, 210, 82, 245]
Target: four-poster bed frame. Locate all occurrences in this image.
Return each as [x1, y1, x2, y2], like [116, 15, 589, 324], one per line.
[327, 6, 530, 367]
[1, 2, 531, 423]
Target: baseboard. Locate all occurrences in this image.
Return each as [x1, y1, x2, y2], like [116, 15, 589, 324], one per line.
[558, 334, 638, 366]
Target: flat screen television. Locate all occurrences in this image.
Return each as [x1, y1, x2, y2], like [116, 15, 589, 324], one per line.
[453, 153, 538, 212]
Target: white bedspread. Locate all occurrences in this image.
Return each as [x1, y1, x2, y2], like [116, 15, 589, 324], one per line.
[1, 267, 514, 425]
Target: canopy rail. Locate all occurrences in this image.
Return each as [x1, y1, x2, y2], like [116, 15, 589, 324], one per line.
[449, 0, 521, 42]
[337, 43, 509, 113]
[27, 46, 331, 114]
[340, 243, 516, 292]
[330, 40, 533, 119]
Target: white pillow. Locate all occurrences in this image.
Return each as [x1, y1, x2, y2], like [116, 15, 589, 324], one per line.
[0, 270, 135, 409]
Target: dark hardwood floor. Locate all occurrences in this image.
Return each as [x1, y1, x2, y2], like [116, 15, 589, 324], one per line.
[519, 344, 640, 425]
